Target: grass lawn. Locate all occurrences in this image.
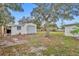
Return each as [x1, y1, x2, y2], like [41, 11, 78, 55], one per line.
[0, 32, 79, 56]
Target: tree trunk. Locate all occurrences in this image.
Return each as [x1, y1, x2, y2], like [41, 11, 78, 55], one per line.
[1, 25, 4, 38]
[61, 19, 65, 32]
[44, 14, 51, 37]
[45, 27, 50, 37]
[61, 19, 64, 29]
[45, 22, 50, 37]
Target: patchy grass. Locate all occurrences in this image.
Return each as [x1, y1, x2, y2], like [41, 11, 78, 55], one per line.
[37, 31, 64, 36]
[0, 32, 79, 56]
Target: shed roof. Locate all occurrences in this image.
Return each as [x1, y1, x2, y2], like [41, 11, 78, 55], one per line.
[7, 23, 36, 27]
[64, 23, 79, 27]
[25, 23, 36, 26]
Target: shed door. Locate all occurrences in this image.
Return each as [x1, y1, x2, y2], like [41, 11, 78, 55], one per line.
[27, 26, 36, 34]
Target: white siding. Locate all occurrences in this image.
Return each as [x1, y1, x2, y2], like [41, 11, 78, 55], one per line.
[24, 23, 37, 34]
[11, 23, 37, 35]
[11, 26, 22, 35]
[26, 25, 36, 34]
[65, 25, 79, 37]
[21, 25, 27, 34]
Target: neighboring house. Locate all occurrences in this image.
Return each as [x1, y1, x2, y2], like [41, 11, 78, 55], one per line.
[6, 23, 37, 35]
[64, 23, 79, 37]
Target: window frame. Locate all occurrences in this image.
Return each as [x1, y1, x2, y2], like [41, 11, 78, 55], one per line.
[17, 26, 21, 30]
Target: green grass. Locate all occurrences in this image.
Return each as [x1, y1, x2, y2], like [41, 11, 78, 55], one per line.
[0, 32, 79, 56]
[37, 31, 64, 36]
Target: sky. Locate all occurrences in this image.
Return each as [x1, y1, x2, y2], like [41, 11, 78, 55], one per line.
[10, 3, 79, 27]
[10, 3, 37, 21]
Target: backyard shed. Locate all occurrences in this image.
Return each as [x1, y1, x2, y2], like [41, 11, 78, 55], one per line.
[64, 23, 79, 37]
[6, 23, 37, 35]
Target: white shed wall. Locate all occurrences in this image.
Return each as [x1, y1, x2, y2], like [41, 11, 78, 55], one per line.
[65, 26, 79, 37]
[11, 23, 37, 35]
[11, 26, 22, 35]
[26, 24, 37, 34]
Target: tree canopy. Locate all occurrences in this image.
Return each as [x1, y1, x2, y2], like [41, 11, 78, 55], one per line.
[0, 3, 24, 26]
[0, 3, 24, 36]
[31, 3, 79, 36]
[31, 4, 79, 23]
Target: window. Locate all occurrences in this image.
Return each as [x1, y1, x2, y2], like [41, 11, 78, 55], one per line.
[17, 26, 21, 30]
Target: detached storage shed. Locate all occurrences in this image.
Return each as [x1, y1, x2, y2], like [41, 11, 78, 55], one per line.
[6, 23, 37, 35]
[64, 23, 79, 37]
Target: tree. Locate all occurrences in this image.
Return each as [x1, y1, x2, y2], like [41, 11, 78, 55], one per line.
[59, 4, 79, 29]
[0, 3, 24, 37]
[0, 10, 14, 36]
[19, 16, 42, 29]
[19, 16, 34, 25]
[32, 17, 42, 29]
[31, 3, 79, 37]
[18, 16, 26, 24]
